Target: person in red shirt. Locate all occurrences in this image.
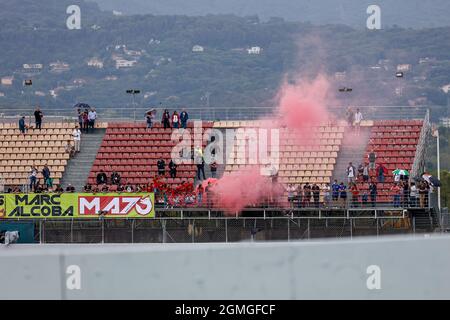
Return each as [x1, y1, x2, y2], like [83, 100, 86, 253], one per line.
[391, 183, 402, 207]
[172, 111, 180, 128]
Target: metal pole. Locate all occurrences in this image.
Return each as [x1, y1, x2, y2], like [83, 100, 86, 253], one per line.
[225, 219, 228, 243]
[70, 219, 73, 243]
[437, 129, 441, 212]
[287, 218, 290, 242]
[39, 220, 42, 244]
[131, 219, 134, 244]
[101, 218, 105, 244]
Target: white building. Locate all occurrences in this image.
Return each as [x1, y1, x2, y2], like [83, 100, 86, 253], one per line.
[23, 64, 43, 70]
[115, 59, 137, 69]
[247, 46, 262, 54]
[396, 64, 411, 72]
[87, 57, 104, 69]
[441, 84, 450, 94]
[440, 118, 450, 128]
[34, 91, 46, 97]
[0, 92, 5, 97]
[104, 75, 118, 81]
[334, 72, 346, 80]
[1, 76, 14, 86]
[192, 45, 204, 53]
[50, 61, 70, 73]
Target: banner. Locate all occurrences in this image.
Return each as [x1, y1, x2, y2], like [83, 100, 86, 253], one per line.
[0, 193, 155, 219]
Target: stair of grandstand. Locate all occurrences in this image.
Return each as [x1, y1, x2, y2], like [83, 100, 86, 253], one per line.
[0, 122, 74, 189]
[409, 208, 440, 231]
[355, 120, 423, 203]
[332, 125, 372, 184]
[61, 128, 106, 190]
[88, 122, 214, 189]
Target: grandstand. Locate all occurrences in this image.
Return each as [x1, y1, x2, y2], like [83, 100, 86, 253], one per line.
[0, 122, 74, 187]
[0, 106, 440, 243]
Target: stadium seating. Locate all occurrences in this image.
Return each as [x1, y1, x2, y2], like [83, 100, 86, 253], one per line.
[0, 122, 74, 187]
[88, 122, 214, 188]
[223, 120, 345, 190]
[356, 119, 423, 202]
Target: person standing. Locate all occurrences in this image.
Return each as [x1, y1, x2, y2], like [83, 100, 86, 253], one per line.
[391, 183, 402, 207]
[196, 157, 206, 180]
[157, 159, 166, 176]
[376, 163, 386, 183]
[42, 164, 51, 188]
[346, 162, 356, 184]
[72, 126, 81, 152]
[180, 109, 189, 129]
[323, 183, 331, 207]
[146, 112, 154, 129]
[312, 183, 320, 208]
[331, 180, 340, 205]
[77, 109, 83, 130]
[210, 160, 218, 178]
[350, 182, 359, 207]
[368, 150, 376, 171]
[339, 182, 347, 208]
[197, 183, 204, 205]
[34, 107, 43, 130]
[88, 108, 97, 132]
[171, 111, 180, 129]
[410, 182, 418, 207]
[82, 110, 89, 133]
[362, 162, 369, 182]
[19, 116, 26, 135]
[354, 108, 363, 135]
[162, 109, 171, 129]
[29, 166, 38, 191]
[169, 160, 177, 178]
[346, 107, 354, 128]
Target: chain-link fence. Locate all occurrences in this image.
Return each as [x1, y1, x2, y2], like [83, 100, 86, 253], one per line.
[29, 213, 439, 244]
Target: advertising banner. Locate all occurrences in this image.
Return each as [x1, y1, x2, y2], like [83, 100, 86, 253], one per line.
[0, 193, 155, 219]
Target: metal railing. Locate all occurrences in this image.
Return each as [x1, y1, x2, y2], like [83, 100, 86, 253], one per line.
[26, 211, 435, 244]
[0, 105, 435, 122]
[411, 109, 431, 178]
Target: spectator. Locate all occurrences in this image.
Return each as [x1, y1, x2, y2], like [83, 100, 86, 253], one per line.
[77, 109, 83, 130]
[210, 160, 218, 178]
[346, 162, 356, 184]
[180, 109, 189, 129]
[418, 181, 427, 208]
[64, 140, 75, 158]
[312, 183, 320, 208]
[196, 183, 204, 205]
[402, 181, 410, 207]
[101, 184, 109, 192]
[323, 183, 331, 207]
[29, 166, 38, 191]
[111, 171, 121, 185]
[350, 182, 359, 207]
[42, 164, 52, 188]
[362, 163, 369, 182]
[331, 180, 340, 205]
[376, 163, 386, 183]
[369, 181, 377, 207]
[19, 116, 27, 134]
[125, 184, 134, 193]
[196, 157, 206, 180]
[167, 160, 177, 178]
[410, 182, 418, 207]
[83, 183, 92, 192]
[157, 159, 166, 176]
[354, 108, 363, 134]
[34, 107, 43, 130]
[346, 107, 354, 127]
[368, 150, 376, 170]
[162, 109, 171, 129]
[303, 183, 312, 207]
[339, 182, 347, 207]
[66, 184, 75, 193]
[146, 112, 154, 129]
[117, 184, 124, 192]
[362, 187, 369, 207]
[88, 108, 97, 132]
[55, 185, 64, 193]
[72, 126, 81, 153]
[357, 163, 364, 180]
[171, 111, 180, 129]
[285, 184, 296, 208]
[82, 110, 89, 133]
[391, 183, 402, 207]
[96, 170, 107, 185]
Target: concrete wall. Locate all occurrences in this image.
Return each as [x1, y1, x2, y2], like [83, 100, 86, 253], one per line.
[0, 235, 449, 299]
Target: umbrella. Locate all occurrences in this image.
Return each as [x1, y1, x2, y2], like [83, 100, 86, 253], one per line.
[392, 169, 409, 176]
[422, 173, 441, 187]
[74, 103, 91, 110]
[145, 108, 156, 115]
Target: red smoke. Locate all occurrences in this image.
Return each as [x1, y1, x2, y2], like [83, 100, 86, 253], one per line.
[211, 75, 334, 214]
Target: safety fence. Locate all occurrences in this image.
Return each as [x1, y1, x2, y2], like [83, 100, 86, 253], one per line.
[5, 207, 437, 244]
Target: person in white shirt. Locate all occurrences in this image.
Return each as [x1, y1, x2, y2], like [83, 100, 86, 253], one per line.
[88, 109, 97, 132]
[347, 162, 356, 183]
[73, 126, 81, 152]
[354, 108, 363, 135]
